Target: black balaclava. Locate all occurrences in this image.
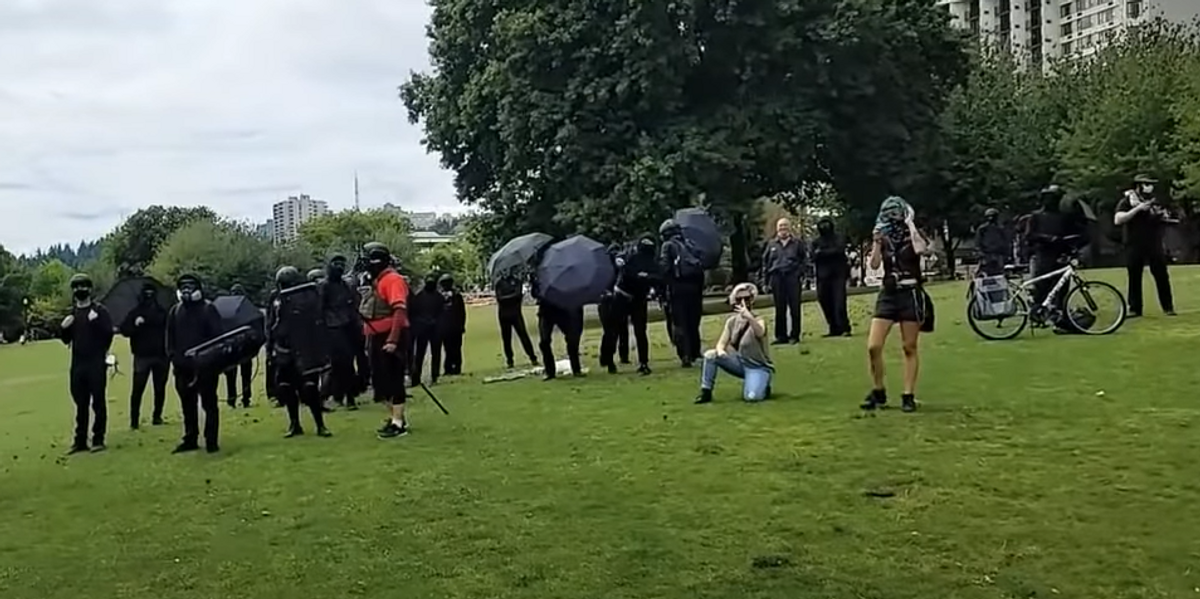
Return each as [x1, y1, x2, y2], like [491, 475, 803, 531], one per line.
[327, 254, 348, 280]
[140, 282, 157, 304]
[363, 242, 391, 277]
[636, 234, 655, 254]
[1040, 185, 1064, 212]
[423, 274, 438, 291]
[817, 218, 835, 237]
[69, 273, 93, 304]
[439, 274, 455, 293]
[176, 274, 203, 303]
[984, 208, 999, 224]
[230, 283, 246, 297]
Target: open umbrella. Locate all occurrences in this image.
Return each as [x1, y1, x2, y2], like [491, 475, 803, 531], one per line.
[488, 232, 554, 283]
[212, 295, 265, 335]
[100, 276, 176, 328]
[536, 235, 616, 309]
[674, 207, 723, 269]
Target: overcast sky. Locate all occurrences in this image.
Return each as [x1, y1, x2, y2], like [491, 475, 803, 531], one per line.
[0, 0, 455, 255]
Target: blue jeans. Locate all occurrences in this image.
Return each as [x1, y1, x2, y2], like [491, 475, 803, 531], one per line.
[699, 350, 772, 401]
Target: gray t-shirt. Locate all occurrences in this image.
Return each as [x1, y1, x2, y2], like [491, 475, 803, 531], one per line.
[724, 315, 772, 370]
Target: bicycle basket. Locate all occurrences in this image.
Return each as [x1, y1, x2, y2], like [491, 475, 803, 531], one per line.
[972, 275, 1016, 320]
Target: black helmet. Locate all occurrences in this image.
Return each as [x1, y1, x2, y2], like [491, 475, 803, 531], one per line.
[306, 268, 325, 282]
[275, 266, 304, 289]
[69, 273, 92, 288]
[1133, 173, 1157, 184]
[1040, 185, 1064, 198]
[659, 219, 679, 237]
[176, 273, 201, 288]
[984, 208, 1000, 218]
[439, 273, 454, 286]
[363, 242, 390, 260]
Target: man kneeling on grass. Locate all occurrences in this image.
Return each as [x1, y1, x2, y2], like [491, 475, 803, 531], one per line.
[694, 282, 773, 404]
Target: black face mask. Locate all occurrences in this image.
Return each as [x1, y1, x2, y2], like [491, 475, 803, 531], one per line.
[985, 215, 997, 224]
[817, 224, 833, 235]
[73, 288, 91, 302]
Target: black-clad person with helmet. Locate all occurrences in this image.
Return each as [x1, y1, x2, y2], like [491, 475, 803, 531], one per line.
[658, 219, 705, 366]
[59, 273, 115, 454]
[165, 273, 224, 454]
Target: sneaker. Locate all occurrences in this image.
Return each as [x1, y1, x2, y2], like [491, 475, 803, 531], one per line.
[901, 394, 917, 413]
[637, 364, 652, 376]
[505, 361, 515, 369]
[67, 444, 88, 455]
[90, 443, 107, 453]
[860, 389, 887, 411]
[242, 401, 251, 408]
[172, 442, 199, 454]
[226, 400, 237, 408]
[130, 422, 139, 430]
[346, 401, 359, 411]
[1165, 310, 1177, 316]
[206, 444, 220, 454]
[694, 389, 713, 404]
[316, 427, 333, 438]
[284, 426, 304, 438]
[542, 373, 556, 381]
[606, 363, 618, 374]
[764, 385, 772, 399]
[619, 359, 631, 365]
[377, 422, 409, 439]
[151, 417, 164, 426]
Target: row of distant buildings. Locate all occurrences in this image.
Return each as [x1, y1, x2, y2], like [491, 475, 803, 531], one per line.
[256, 194, 455, 248]
[937, 0, 1198, 70]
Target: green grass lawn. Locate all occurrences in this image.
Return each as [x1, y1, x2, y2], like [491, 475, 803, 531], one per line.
[2, 268, 1199, 599]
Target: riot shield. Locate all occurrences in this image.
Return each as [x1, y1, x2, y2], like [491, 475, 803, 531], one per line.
[274, 282, 331, 376]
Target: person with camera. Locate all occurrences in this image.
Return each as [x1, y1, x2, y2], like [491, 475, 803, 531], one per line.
[861, 197, 930, 414]
[60, 273, 114, 454]
[1115, 174, 1176, 317]
[165, 273, 223, 454]
[693, 282, 773, 404]
[120, 282, 170, 429]
[358, 242, 411, 439]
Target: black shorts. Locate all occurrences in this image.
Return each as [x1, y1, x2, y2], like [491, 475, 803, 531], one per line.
[368, 333, 407, 402]
[873, 287, 930, 326]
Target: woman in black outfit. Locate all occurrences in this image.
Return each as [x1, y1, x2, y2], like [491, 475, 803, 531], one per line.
[861, 197, 930, 413]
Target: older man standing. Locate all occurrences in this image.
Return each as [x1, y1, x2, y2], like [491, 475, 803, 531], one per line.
[760, 218, 806, 345]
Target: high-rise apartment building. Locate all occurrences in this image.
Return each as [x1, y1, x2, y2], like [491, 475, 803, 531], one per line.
[271, 194, 329, 244]
[938, 0, 1200, 69]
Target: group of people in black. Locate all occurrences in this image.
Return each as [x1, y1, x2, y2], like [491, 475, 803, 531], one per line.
[407, 272, 467, 387]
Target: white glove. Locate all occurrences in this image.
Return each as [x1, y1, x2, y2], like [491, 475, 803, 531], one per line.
[88, 310, 98, 322]
[135, 316, 145, 326]
[61, 315, 75, 329]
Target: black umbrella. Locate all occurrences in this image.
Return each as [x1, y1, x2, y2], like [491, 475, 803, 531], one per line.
[674, 207, 723, 269]
[488, 232, 554, 283]
[212, 295, 265, 334]
[536, 235, 615, 309]
[100, 277, 176, 328]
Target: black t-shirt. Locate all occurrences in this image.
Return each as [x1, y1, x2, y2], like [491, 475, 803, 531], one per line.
[882, 236, 922, 283]
[1115, 193, 1165, 249]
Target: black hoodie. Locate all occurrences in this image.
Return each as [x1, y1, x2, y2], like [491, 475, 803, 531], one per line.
[409, 279, 444, 329]
[810, 220, 849, 280]
[120, 297, 168, 358]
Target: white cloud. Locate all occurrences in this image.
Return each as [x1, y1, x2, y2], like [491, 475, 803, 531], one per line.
[0, 0, 455, 255]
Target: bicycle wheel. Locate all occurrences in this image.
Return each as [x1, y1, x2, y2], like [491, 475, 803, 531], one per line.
[967, 291, 1029, 340]
[1064, 280, 1127, 335]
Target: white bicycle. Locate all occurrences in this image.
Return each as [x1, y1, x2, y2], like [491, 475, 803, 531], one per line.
[966, 240, 1127, 341]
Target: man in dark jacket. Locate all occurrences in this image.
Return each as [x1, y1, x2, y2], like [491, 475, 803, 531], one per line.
[270, 266, 332, 438]
[166, 273, 223, 454]
[533, 272, 584, 380]
[321, 254, 363, 408]
[222, 283, 254, 408]
[975, 208, 1010, 277]
[659, 219, 705, 366]
[120, 282, 170, 428]
[760, 217, 805, 344]
[408, 274, 444, 386]
[811, 218, 851, 337]
[1115, 174, 1176, 317]
[598, 243, 631, 372]
[60, 273, 114, 454]
[1025, 186, 1087, 324]
[611, 235, 658, 374]
[439, 274, 467, 375]
[494, 272, 538, 369]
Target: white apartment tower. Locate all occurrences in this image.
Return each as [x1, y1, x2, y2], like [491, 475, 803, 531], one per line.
[271, 194, 329, 244]
[937, 0, 1199, 69]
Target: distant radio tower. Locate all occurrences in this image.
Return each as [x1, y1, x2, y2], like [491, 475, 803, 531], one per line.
[353, 172, 361, 211]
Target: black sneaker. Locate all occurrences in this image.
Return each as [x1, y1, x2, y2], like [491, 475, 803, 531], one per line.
[206, 444, 220, 454]
[67, 444, 88, 455]
[284, 426, 304, 438]
[637, 364, 652, 376]
[226, 400, 237, 408]
[901, 394, 917, 413]
[377, 422, 409, 439]
[242, 401, 251, 408]
[90, 443, 106, 453]
[152, 416, 164, 426]
[1165, 310, 1177, 316]
[346, 401, 359, 411]
[694, 389, 713, 404]
[860, 389, 887, 411]
[172, 442, 200, 454]
[764, 385, 772, 400]
[606, 363, 618, 374]
[619, 359, 631, 365]
[130, 421, 139, 430]
[316, 427, 333, 438]
[505, 361, 515, 369]
[542, 373, 556, 381]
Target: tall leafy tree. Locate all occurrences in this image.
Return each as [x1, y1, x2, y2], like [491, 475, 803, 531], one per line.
[296, 209, 417, 269]
[149, 219, 276, 302]
[104, 205, 216, 276]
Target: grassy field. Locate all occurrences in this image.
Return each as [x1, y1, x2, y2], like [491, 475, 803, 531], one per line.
[1, 268, 1198, 599]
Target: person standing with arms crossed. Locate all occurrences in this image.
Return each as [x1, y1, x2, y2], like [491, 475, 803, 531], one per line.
[359, 242, 412, 439]
[761, 218, 806, 345]
[1115, 174, 1176, 317]
[60, 273, 114, 454]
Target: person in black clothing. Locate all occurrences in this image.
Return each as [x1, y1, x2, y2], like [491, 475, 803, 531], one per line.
[975, 208, 1010, 277]
[439, 274, 467, 375]
[408, 274, 444, 386]
[1024, 185, 1087, 322]
[60, 273, 115, 454]
[862, 197, 931, 414]
[605, 235, 658, 374]
[533, 272, 584, 380]
[761, 217, 806, 345]
[221, 283, 254, 408]
[166, 273, 223, 454]
[598, 243, 631, 371]
[494, 272, 538, 368]
[269, 266, 332, 438]
[321, 254, 363, 409]
[811, 217, 851, 337]
[659, 219, 705, 366]
[1115, 174, 1176, 317]
[119, 282, 169, 428]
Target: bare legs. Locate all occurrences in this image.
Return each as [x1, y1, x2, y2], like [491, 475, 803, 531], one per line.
[864, 318, 921, 411]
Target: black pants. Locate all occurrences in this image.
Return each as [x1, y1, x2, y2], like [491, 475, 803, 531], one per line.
[1030, 253, 1060, 310]
[498, 309, 537, 366]
[276, 363, 326, 431]
[816, 277, 850, 335]
[598, 297, 631, 366]
[223, 360, 253, 405]
[368, 333, 407, 404]
[538, 309, 582, 377]
[410, 324, 441, 385]
[353, 332, 371, 395]
[130, 355, 168, 426]
[668, 285, 703, 362]
[1126, 245, 1174, 314]
[442, 330, 463, 375]
[69, 361, 107, 447]
[174, 368, 219, 448]
[771, 272, 802, 342]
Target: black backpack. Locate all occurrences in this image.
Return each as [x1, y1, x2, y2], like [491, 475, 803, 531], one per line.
[673, 238, 705, 279]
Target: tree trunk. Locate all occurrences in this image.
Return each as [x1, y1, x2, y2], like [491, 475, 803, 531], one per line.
[730, 213, 750, 283]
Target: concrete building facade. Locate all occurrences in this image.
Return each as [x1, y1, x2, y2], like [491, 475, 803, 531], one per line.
[271, 194, 329, 244]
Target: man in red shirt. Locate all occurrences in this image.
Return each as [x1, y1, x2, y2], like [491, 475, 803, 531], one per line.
[359, 242, 412, 438]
